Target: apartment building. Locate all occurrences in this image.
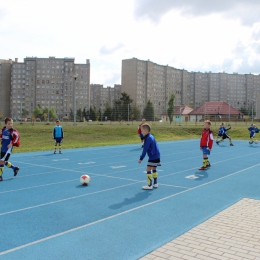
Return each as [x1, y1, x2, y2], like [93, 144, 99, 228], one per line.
[90, 84, 121, 109]
[0, 59, 12, 117]
[11, 57, 90, 119]
[121, 58, 260, 117]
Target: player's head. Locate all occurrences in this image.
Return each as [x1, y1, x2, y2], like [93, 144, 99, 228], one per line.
[221, 122, 225, 126]
[56, 119, 60, 125]
[141, 123, 151, 136]
[253, 124, 256, 127]
[204, 120, 211, 129]
[141, 118, 146, 123]
[5, 117, 13, 129]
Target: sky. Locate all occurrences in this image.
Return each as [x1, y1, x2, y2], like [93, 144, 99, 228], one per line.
[1, 0, 260, 86]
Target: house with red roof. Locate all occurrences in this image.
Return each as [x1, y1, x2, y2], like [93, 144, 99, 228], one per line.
[160, 105, 194, 122]
[188, 101, 243, 122]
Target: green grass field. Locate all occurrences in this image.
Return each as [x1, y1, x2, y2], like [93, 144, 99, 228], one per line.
[8, 120, 253, 153]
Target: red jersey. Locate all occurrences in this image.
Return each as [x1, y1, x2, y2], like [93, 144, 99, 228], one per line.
[200, 128, 213, 149]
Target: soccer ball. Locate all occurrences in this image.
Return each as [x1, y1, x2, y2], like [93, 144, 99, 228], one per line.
[80, 174, 91, 186]
[254, 140, 258, 144]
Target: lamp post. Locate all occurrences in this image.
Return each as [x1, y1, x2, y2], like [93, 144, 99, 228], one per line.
[251, 99, 255, 124]
[73, 74, 78, 126]
[48, 100, 50, 122]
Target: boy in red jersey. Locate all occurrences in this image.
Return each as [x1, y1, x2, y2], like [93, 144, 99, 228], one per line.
[199, 120, 213, 170]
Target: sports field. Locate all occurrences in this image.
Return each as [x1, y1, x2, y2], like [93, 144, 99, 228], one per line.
[0, 139, 260, 260]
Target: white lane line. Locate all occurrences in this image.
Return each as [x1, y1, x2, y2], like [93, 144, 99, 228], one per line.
[111, 166, 126, 169]
[1, 162, 260, 256]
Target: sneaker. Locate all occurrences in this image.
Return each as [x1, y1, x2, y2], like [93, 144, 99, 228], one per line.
[142, 185, 153, 190]
[54, 151, 56, 154]
[199, 166, 207, 170]
[0, 175, 3, 181]
[249, 141, 253, 145]
[207, 164, 211, 168]
[230, 143, 234, 146]
[59, 151, 62, 154]
[216, 141, 219, 145]
[13, 167, 20, 177]
[153, 184, 158, 188]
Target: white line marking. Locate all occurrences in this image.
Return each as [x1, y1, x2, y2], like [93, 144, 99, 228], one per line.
[78, 162, 95, 165]
[111, 166, 126, 169]
[52, 158, 69, 162]
[1, 162, 259, 256]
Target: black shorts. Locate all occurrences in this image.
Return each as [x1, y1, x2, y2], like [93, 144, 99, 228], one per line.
[222, 134, 230, 139]
[1, 151, 11, 161]
[55, 138, 62, 143]
[147, 158, 161, 167]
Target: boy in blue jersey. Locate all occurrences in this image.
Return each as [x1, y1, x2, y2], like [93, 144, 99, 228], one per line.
[0, 118, 20, 181]
[216, 122, 234, 146]
[215, 124, 223, 144]
[138, 123, 161, 190]
[248, 124, 259, 144]
[53, 120, 63, 154]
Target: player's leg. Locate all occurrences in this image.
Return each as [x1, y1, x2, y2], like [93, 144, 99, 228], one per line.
[58, 139, 62, 154]
[199, 148, 210, 170]
[0, 156, 5, 181]
[142, 165, 153, 190]
[249, 134, 254, 144]
[152, 166, 158, 188]
[54, 139, 57, 154]
[1, 149, 19, 177]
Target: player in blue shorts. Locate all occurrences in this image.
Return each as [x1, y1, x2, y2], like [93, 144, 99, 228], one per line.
[248, 124, 259, 144]
[138, 123, 161, 190]
[0, 117, 20, 181]
[53, 120, 64, 154]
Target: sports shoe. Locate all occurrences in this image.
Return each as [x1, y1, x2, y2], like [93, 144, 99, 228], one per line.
[142, 185, 153, 190]
[54, 151, 56, 154]
[199, 166, 207, 170]
[0, 175, 3, 181]
[13, 167, 20, 177]
[153, 184, 158, 188]
[207, 164, 211, 168]
[249, 141, 253, 144]
[216, 141, 219, 145]
[230, 143, 234, 146]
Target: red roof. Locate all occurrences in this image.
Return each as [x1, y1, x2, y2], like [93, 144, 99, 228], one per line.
[188, 101, 243, 115]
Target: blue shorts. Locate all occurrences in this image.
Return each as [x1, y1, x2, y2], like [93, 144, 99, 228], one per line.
[55, 138, 62, 143]
[139, 134, 144, 140]
[201, 146, 210, 155]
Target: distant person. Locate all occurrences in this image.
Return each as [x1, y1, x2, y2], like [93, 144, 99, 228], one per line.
[53, 120, 64, 154]
[138, 123, 161, 190]
[199, 120, 213, 170]
[0, 117, 20, 181]
[215, 124, 223, 144]
[137, 118, 146, 148]
[248, 124, 259, 144]
[216, 122, 234, 146]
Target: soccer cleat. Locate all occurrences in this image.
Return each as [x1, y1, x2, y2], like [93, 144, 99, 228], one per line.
[142, 185, 153, 190]
[199, 166, 207, 170]
[216, 141, 219, 145]
[13, 167, 20, 177]
[249, 141, 253, 145]
[153, 184, 158, 188]
[0, 175, 3, 181]
[207, 164, 211, 168]
[230, 143, 234, 146]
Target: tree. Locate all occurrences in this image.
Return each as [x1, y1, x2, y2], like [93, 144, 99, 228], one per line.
[119, 92, 133, 121]
[89, 107, 97, 121]
[143, 100, 154, 121]
[33, 106, 43, 119]
[103, 102, 113, 121]
[167, 93, 175, 124]
[22, 108, 29, 118]
[130, 105, 141, 121]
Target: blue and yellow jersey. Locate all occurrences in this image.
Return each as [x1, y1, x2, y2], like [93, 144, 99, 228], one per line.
[53, 126, 63, 139]
[1, 128, 13, 153]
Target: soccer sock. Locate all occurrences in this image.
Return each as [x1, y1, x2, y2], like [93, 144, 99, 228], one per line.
[152, 170, 158, 185]
[203, 158, 208, 167]
[0, 165, 4, 176]
[5, 161, 15, 169]
[59, 144, 61, 151]
[206, 158, 210, 166]
[147, 171, 153, 186]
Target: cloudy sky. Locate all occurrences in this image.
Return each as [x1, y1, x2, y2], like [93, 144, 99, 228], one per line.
[1, 0, 260, 86]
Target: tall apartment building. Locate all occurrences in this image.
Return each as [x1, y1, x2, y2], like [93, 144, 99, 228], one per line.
[121, 58, 260, 117]
[11, 57, 90, 119]
[0, 59, 12, 117]
[90, 84, 121, 109]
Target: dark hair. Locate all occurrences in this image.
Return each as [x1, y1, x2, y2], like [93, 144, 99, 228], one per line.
[141, 123, 151, 132]
[56, 120, 60, 123]
[5, 117, 12, 124]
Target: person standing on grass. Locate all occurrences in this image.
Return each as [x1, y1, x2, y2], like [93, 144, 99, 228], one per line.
[199, 120, 213, 170]
[137, 118, 146, 148]
[138, 123, 161, 190]
[53, 119, 63, 154]
[0, 117, 20, 181]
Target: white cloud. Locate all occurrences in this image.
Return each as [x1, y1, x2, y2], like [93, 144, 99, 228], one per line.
[1, 0, 260, 86]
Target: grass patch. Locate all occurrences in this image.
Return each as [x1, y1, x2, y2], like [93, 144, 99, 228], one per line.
[9, 121, 252, 153]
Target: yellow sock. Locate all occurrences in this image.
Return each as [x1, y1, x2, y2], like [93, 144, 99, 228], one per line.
[147, 173, 153, 186]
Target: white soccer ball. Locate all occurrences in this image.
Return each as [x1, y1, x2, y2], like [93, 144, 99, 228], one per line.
[80, 174, 91, 186]
[254, 140, 258, 144]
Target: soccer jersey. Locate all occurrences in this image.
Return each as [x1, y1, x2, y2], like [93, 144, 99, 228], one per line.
[140, 133, 160, 161]
[53, 126, 63, 139]
[200, 129, 213, 149]
[1, 128, 13, 153]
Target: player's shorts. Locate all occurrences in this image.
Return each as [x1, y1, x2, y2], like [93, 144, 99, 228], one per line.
[222, 134, 230, 139]
[54, 138, 62, 143]
[147, 158, 161, 167]
[201, 146, 210, 155]
[1, 147, 12, 161]
[139, 134, 144, 140]
[250, 134, 255, 138]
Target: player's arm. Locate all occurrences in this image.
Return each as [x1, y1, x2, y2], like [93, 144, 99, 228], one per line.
[11, 131, 19, 146]
[208, 132, 214, 150]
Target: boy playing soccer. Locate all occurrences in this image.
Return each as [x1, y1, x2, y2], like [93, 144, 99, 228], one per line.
[138, 123, 161, 190]
[53, 120, 64, 154]
[199, 120, 213, 170]
[0, 117, 20, 181]
[216, 122, 234, 146]
[248, 124, 259, 144]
